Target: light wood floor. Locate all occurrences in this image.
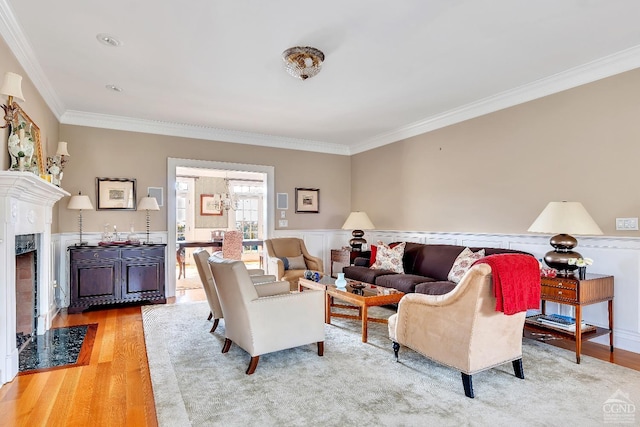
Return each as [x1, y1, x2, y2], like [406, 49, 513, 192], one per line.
[0, 289, 638, 426]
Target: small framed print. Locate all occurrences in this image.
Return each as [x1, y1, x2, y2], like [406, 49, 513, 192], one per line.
[200, 194, 223, 216]
[295, 188, 319, 213]
[96, 177, 137, 210]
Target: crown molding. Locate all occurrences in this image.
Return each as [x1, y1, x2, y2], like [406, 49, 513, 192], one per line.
[60, 110, 351, 155]
[350, 45, 640, 155]
[0, 0, 65, 118]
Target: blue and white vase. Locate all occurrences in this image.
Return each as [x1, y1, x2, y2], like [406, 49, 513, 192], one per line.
[335, 273, 347, 289]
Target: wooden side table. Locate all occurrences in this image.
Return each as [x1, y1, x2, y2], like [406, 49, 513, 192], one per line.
[330, 248, 370, 277]
[524, 273, 614, 364]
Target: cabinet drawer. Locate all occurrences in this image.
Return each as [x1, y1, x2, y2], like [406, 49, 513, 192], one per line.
[541, 285, 577, 303]
[71, 249, 120, 261]
[122, 247, 165, 259]
[541, 277, 577, 290]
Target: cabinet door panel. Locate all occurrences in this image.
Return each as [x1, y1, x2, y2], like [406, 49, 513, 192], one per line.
[77, 265, 118, 297]
[122, 259, 165, 296]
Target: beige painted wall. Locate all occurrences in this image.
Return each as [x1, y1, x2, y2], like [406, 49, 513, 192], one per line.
[1, 37, 61, 231]
[352, 68, 640, 236]
[58, 125, 351, 233]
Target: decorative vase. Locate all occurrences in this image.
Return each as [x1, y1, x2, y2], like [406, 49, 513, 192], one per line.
[335, 273, 347, 289]
[578, 266, 586, 280]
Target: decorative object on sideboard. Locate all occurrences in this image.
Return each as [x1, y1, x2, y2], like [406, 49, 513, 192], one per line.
[568, 257, 593, 280]
[1, 71, 24, 129]
[46, 141, 70, 187]
[138, 195, 160, 244]
[295, 188, 319, 213]
[341, 211, 375, 251]
[67, 192, 94, 246]
[528, 201, 602, 276]
[282, 46, 324, 80]
[335, 273, 347, 289]
[96, 177, 137, 210]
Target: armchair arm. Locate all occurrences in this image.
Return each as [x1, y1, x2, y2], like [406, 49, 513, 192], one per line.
[303, 254, 324, 272]
[250, 274, 277, 284]
[247, 268, 266, 276]
[267, 257, 285, 280]
[254, 280, 290, 297]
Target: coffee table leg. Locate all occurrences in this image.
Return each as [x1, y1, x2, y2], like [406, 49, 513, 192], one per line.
[325, 292, 331, 324]
[361, 305, 368, 343]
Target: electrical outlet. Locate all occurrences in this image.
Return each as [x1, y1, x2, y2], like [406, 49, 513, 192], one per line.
[279, 219, 288, 227]
[280, 211, 286, 219]
[616, 217, 639, 230]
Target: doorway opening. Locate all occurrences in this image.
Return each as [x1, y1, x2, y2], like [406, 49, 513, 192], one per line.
[167, 158, 275, 298]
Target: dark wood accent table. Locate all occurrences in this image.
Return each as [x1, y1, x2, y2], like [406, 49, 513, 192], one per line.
[330, 248, 371, 277]
[524, 273, 614, 364]
[176, 239, 263, 278]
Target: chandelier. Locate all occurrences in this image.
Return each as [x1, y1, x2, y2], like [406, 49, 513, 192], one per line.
[221, 178, 238, 211]
[282, 46, 324, 80]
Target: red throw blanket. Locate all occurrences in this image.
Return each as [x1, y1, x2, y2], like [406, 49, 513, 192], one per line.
[473, 254, 540, 315]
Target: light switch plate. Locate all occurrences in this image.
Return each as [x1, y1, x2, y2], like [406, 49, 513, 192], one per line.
[616, 217, 638, 230]
[279, 219, 288, 227]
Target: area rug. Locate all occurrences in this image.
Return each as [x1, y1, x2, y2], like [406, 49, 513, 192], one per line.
[142, 302, 640, 426]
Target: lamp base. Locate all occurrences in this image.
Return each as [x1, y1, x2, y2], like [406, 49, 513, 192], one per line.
[543, 233, 581, 276]
[349, 230, 366, 251]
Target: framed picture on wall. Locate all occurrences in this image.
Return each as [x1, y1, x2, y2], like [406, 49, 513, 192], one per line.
[295, 188, 319, 213]
[201, 194, 223, 216]
[96, 177, 137, 210]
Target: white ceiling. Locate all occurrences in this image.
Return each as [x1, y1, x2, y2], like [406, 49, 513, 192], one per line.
[2, 1, 640, 155]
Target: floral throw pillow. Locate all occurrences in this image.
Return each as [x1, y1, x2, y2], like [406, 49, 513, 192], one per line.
[447, 247, 486, 284]
[370, 242, 406, 273]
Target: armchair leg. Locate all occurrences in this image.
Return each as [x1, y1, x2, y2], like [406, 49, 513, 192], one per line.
[246, 356, 260, 375]
[392, 341, 400, 362]
[513, 358, 525, 379]
[210, 319, 220, 333]
[222, 338, 232, 353]
[317, 341, 324, 356]
[207, 311, 213, 321]
[461, 373, 474, 398]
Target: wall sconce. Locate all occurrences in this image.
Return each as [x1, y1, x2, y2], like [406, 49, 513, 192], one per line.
[47, 141, 70, 186]
[1, 72, 25, 128]
[137, 195, 160, 244]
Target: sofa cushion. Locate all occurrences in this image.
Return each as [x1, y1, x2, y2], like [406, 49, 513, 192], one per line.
[343, 266, 396, 284]
[376, 274, 435, 294]
[370, 242, 406, 273]
[447, 248, 485, 283]
[414, 281, 457, 295]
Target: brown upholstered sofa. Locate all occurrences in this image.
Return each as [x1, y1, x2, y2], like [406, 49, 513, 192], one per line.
[343, 242, 531, 295]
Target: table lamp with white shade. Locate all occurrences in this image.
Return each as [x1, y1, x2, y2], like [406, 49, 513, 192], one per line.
[341, 211, 375, 251]
[138, 195, 160, 244]
[67, 192, 94, 246]
[528, 201, 603, 276]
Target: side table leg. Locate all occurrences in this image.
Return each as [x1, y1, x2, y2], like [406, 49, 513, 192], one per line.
[325, 293, 331, 324]
[609, 299, 614, 353]
[575, 305, 582, 364]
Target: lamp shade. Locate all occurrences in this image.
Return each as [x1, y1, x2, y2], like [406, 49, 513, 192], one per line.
[138, 196, 160, 211]
[55, 141, 70, 156]
[67, 194, 94, 210]
[342, 212, 375, 230]
[528, 201, 602, 235]
[0, 72, 24, 101]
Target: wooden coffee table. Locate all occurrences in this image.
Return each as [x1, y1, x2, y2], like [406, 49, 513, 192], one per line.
[327, 281, 404, 343]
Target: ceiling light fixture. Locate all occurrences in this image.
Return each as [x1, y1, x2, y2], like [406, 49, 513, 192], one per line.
[96, 33, 122, 47]
[282, 46, 324, 80]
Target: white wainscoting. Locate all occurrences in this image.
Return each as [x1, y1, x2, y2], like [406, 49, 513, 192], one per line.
[51, 229, 640, 354]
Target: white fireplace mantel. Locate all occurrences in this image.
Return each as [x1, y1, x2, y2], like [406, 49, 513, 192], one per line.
[0, 171, 68, 385]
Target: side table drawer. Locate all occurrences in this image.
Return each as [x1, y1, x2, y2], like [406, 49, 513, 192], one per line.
[541, 285, 577, 303]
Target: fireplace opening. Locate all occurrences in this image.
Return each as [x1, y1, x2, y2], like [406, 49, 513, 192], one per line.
[15, 234, 37, 352]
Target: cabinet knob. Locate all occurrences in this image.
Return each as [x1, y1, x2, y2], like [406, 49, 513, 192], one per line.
[558, 290, 562, 294]
[94, 253, 99, 258]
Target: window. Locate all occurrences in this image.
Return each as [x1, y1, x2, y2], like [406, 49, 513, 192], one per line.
[231, 180, 264, 252]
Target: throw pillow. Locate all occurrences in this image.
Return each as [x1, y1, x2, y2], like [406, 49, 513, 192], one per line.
[286, 254, 307, 270]
[447, 247, 486, 284]
[369, 242, 400, 266]
[370, 242, 406, 273]
[278, 257, 290, 270]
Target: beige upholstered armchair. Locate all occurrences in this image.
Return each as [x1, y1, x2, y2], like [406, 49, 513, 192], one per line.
[209, 257, 325, 374]
[192, 249, 286, 333]
[388, 263, 527, 398]
[264, 237, 324, 290]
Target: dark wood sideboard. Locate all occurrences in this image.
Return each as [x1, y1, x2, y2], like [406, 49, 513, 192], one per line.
[69, 244, 167, 313]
